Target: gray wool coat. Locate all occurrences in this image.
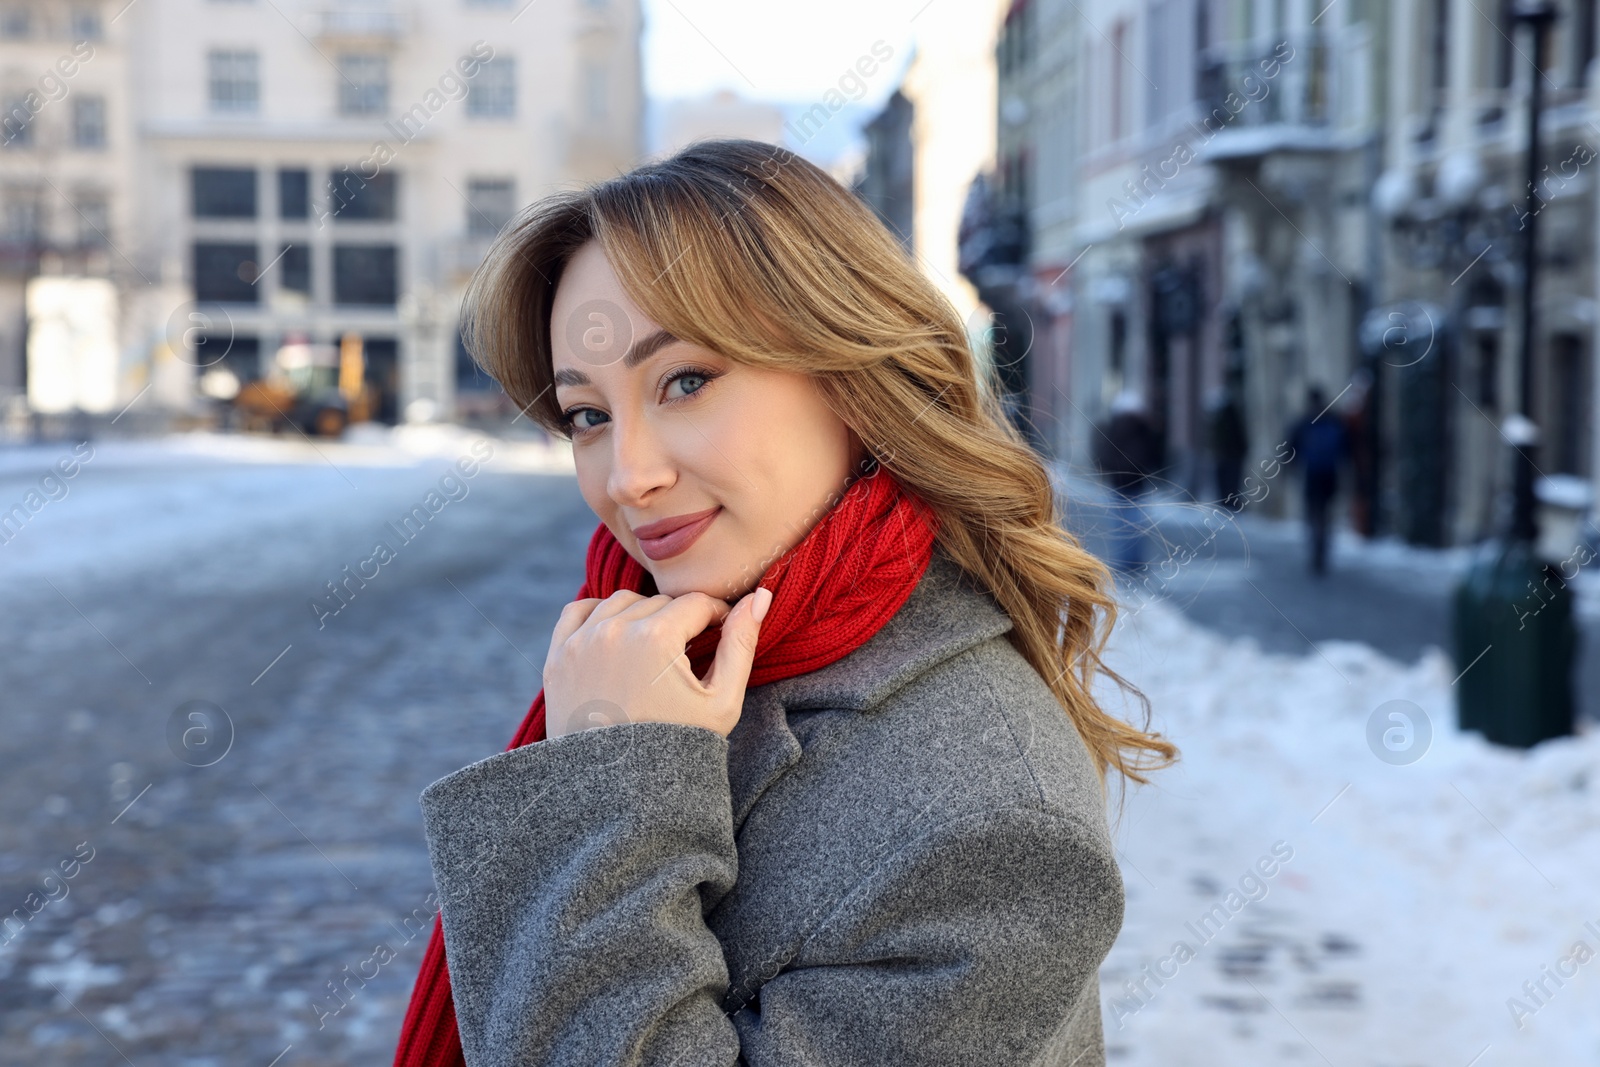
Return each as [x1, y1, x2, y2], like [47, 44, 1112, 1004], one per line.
[418, 549, 1125, 1066]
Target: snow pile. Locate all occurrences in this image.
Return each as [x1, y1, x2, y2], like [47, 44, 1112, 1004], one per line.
[1096, 595, 1600, 1065]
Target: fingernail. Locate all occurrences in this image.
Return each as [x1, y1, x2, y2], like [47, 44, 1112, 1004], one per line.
[752, 587, 772, 623]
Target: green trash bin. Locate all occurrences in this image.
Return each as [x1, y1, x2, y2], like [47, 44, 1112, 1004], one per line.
[1451, 537, 1576, 748]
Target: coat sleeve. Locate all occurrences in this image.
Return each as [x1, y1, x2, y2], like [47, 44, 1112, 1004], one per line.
[418, 719, 1124, 1067]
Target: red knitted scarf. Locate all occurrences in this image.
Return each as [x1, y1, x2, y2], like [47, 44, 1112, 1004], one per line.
[392, 462, 939, 1067]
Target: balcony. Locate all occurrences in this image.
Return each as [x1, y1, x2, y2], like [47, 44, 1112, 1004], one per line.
[312, 1, 405, 41]
[1195, 28, 1371, 161]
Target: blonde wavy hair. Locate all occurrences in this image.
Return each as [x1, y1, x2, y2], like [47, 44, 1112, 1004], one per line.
[461, 138, 1177, 794]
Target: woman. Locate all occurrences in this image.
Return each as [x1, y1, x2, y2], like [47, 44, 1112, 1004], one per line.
[393, 139, 1176, 1067]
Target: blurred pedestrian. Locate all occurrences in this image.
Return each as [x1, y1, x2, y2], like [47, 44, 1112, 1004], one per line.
[1205, 385, 1249, 511]
[1286, 384, 1351, 576]
[1094, 390, 1162, 575]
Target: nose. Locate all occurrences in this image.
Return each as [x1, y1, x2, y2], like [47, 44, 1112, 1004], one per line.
[605, 407, 676, 509]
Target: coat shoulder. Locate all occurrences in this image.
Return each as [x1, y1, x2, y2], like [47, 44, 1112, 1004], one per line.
[764, 548, 1116, 857]
[868, 629, 1116, 846]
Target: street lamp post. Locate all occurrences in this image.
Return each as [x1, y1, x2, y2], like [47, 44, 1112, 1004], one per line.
[1451, 0, 1578, 749]
[1510, 0, 1557, 542]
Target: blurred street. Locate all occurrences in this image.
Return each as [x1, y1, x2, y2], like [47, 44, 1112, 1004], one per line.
[1056, 469, 1600, 729]
[3, 433, 1596, 1065]
[0, 428, 589, 1065]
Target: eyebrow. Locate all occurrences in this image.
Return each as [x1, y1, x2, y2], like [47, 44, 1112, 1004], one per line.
[553, 328, 682, 388]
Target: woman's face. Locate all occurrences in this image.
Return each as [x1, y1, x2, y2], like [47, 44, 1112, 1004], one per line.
[549, 240, 863, 600]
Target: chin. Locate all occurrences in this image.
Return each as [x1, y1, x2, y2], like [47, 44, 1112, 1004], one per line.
[650, 567, 727, 602]
[647, 551, 750, 603]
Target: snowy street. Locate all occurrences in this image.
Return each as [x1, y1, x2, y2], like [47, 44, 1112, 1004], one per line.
[0, 427, 589, 1065]
[1, 430, 1596, 1065]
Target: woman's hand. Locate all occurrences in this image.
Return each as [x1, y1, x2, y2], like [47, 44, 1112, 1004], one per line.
[542, 586, 773, 740]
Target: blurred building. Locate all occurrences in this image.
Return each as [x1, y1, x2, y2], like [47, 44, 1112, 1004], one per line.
[0, 0, 644, 426]
[852, 88, 913, 249]
[975, 0, 1600, 549]
[1374, 0, 1598, 547]
[970, 0, 1382, 505]
[897, 0, 1007, 340]
[0, 4, 130, 417]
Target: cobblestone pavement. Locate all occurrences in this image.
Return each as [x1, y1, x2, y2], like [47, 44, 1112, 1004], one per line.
[0, 436, 595, 1066]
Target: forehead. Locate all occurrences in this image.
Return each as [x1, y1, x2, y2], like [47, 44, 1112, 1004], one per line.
[551, 241, 658, 374]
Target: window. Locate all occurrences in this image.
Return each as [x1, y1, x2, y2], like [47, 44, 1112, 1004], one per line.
[191, 167, 257, 218]
[1110, 21, 1127, 143]
[1493, 0, 1515, 89]
[1194, 0, 1212, 103]
[73, 96, 105, 148]
[1473, 332, 1499, 408]
[1574, 0, 1597, 87]
[333, 244, 398, 305]
[1430, 0, 1449, 110]
[3, 189, 40, 240]
[70, 7, 101, 41]
[456, 328, 498, 391]
[277, 242, 310, 293]
[327, 168, 396, 221]
[0, 6, 31, 38]
[467, 56, 515, 117]
[2, 97, 33, 148]
[209, 49, 260, 113]
[75, 193, 109, 245]
[279, 167, 309, 218]
[337, 53, 388, 116]
[1549, 333, 1589, 474]
[193, 241, 259, 303]
[466, 178, 514, 236]
[1109, 308, 1127, 375]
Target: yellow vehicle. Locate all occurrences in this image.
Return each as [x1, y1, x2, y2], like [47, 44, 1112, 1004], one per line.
[234, 333, 373, 437]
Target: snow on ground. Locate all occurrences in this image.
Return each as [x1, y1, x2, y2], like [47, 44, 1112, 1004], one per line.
[6, 433, 1596, 1063]
[1098, 592, 1600, 1065]
[0, 426, 576, 593]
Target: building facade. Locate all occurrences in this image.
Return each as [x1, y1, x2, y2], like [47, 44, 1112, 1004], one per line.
[0, 0, 643, 426]
[0, 2, 130, 418]
[979, 0, 1383, 514]
[980, 0, 1600, 548]
[1374, 0, 1598, 546]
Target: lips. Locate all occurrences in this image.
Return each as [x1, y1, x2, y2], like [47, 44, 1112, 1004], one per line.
[632, 506, 721, 561]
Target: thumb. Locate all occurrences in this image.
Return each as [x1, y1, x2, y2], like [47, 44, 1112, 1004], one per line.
[704, 586, 771, 694]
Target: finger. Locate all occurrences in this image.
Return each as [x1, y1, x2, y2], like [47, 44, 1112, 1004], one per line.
[581, 589, 653, 627]
[637, 591, 733, 653]
[612, 593, 678, 623]
[701, 586, 770, 694]
[548, 598, 603, 650]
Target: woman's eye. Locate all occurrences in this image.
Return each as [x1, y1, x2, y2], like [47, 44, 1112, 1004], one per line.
[665, 372, 706, 400]
[567, 408, 606, 432]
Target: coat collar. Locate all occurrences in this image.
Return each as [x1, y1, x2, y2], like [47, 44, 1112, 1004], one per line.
[725, 550, 1014, 827]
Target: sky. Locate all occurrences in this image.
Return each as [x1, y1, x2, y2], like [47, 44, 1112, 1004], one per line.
[641, 0, 922, 109]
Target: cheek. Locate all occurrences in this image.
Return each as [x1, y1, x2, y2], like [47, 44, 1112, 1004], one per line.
[574, 457, 616, 521]
[724, 419, 853, 547]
